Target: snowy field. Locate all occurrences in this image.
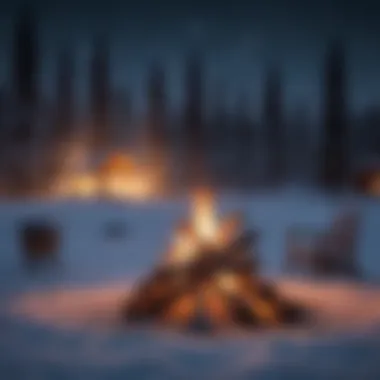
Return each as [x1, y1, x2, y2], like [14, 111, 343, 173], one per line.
[1, 189, 380, 379]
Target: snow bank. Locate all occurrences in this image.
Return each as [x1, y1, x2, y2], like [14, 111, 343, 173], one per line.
[1, 189, 379, 292]
[1, 190, 380, 379]
[2, 278, 380, 380]
[7, 279, 380, 335]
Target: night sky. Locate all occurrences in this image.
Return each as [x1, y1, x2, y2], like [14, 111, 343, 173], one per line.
[0, 0, 379, 117]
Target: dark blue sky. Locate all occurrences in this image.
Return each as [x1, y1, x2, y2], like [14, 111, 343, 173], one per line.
[0, 0, 379, 117]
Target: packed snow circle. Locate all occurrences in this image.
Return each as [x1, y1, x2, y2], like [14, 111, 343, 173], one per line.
[1, 190, 380, 379]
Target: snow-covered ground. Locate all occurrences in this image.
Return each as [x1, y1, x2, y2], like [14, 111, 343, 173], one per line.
[1, 189, 380, 379]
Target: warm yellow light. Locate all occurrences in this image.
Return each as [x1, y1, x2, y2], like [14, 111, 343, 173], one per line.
[53, 171, 156, 201]
[102, 173, 154, 201]
[52, 173, 98, 199]
[166, 188, 237, 265]
[169, 228, 198, 265]
[216, 272, 239, 293]
[369, 174, 380, 196]
[191, 189, 219, 245]
[74, 175, 98, 198]
[99, 154, 135, 177]
[51, 149, 161, 201]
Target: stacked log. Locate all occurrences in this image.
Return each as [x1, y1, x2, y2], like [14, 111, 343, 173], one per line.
[123, 229, 308, 332]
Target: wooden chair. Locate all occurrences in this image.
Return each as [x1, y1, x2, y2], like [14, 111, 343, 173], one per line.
[285, 209, 361, 277]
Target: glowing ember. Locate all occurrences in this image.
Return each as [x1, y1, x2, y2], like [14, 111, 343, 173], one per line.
[215, 271, 239, 293]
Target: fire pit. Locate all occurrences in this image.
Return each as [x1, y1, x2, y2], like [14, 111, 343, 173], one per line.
[123, 189, 308, 332]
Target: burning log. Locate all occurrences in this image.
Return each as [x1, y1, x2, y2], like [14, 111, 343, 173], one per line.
[125, 231, 255, 320]
[124, 236, 307, 330]
[123, 189, 308, 332]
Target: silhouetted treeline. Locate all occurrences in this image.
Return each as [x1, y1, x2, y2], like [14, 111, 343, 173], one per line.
[90, 36, 110, 152]
[183, 53, 205, 189]
[8, 5, 39, 196]
[55, 48, 74, 144]
[146, 61, 167, 164]
[233, 93, 255, 188]
[320, 41, 350, 191]
[262, 65, 285, 187]
[1, 5, 379, 197]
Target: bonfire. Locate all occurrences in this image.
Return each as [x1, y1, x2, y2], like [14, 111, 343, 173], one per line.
[123, 189, 307, 332]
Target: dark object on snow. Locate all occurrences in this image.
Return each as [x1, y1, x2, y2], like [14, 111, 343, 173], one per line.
[20, 220, 60, 263]
[312, 252, 360, 278]
[123, 228, 307, 331]
[104, 220, 128, 240]
[277, 299, 309, 325]
[285, 209, 361, 278]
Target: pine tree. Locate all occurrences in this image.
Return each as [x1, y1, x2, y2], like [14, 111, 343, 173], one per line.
[56, 47, 74, 144]
[9, 5, 40, 195]
[320, 41, 349, 190]
[147, 61, 167, 163]
[235, 93, 254, 188]
[262, 65, 284, 186]
[11, 5, 39, 146]
[183, 52, 205, 188]
[210, 82, 228, 188]
[90, 36, 110, 152]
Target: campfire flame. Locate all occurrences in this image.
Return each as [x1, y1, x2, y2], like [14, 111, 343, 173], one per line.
[170, 223, 198, 265]
[166, 189, 241, 269]
[167, 189, 220, 265]
[191, 189, 219, 246]
[125, 188, 307, 331]
[163, 189, 249, 296]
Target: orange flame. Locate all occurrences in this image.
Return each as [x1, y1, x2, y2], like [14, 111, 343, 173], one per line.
[191, 189, 219, 246]
[169, 223, 198, 264]
[166, 188, 242, 267]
